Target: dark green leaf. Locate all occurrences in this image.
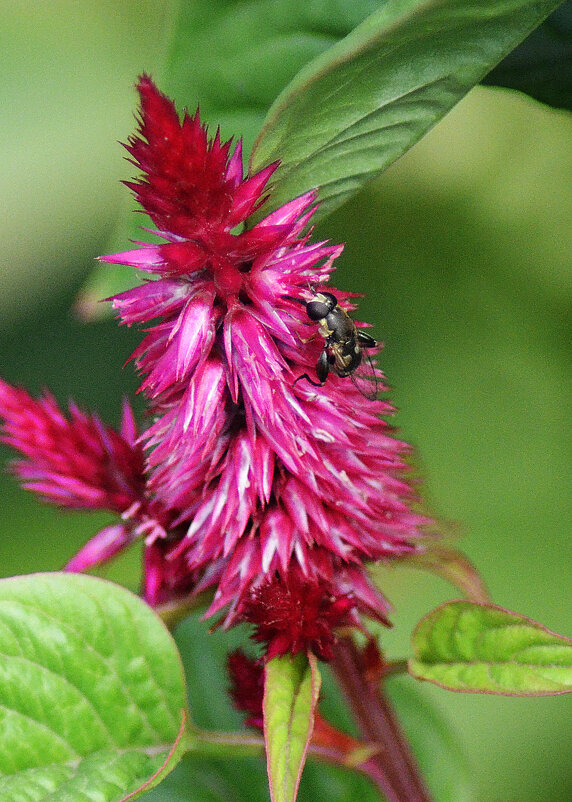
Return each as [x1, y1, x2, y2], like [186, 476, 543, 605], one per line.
[409, 600, 572, 695]
[264, 652, 321, 802]
[0, 573, 187, 801]
[250, 0, 564, 223]
[483, 2, 572, 111]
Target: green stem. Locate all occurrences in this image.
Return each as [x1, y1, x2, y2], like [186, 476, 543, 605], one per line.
[186, 726, 265, 759]
[187, 722, 401, 791]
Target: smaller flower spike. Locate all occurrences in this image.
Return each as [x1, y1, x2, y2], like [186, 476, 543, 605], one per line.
[0, 380, 168, 571]
[0, 381, 144, 512]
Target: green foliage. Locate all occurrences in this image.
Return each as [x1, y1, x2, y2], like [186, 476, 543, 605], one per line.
[483, 2, 572, 110]
[410, 601, 572, 695]
[263, 653, 321, 802]
[91, 0, 564, 309]
[0, 573, 187, 801]
[143, 615, 471, 802]
[250, 0, 564, 223]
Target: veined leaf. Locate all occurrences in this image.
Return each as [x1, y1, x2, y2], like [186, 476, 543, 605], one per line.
[0, 573, 187, 801]
[264, 652, 321, 802]
[409, 600, 572, 695]
[250, 0, 564, 222]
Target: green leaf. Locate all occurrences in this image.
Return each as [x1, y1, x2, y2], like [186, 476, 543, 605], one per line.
[263, 652, 321, 802]
[482, 2, 572, 111]
[165, 1, 382, 154]
[250, 0, 564, 223]
[409, 600, 572, 695]
[0, 573, 188, 801]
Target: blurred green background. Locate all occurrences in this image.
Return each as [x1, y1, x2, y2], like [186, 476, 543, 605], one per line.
[0, 2, 570, 800]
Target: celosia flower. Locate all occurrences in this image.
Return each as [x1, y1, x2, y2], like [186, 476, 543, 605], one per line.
[0, 76, 431, 658]
[100, 76, 429, 631]
[0, 379, 167, 568]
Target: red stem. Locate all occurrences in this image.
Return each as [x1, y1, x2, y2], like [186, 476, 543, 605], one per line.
[331, 637, 433, 802]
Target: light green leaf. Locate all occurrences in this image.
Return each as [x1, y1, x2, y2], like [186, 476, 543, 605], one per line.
[264, 652, 321, 802]
[0, 573, 188, 801]
[250, 0, 564, 223]
[409, 600, 572, 695]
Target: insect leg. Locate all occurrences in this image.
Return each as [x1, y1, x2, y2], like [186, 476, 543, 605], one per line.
[293, 349, 330, 389]
[293, 373, 325, 388]
[356, 331, 377, 348]
[315, 349, 330, 383]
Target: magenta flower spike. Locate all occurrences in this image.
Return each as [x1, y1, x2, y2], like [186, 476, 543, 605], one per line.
[98, 76, 430, 638]
[0, 381, 143, 514]
[0, 381, 165, 569]
[0, 77, 432, 656]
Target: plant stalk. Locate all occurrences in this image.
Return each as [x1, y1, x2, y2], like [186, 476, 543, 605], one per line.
[331, 637, 433, 802]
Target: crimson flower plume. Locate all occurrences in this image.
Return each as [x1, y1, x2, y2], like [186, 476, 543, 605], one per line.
[0, 76, 433, 659]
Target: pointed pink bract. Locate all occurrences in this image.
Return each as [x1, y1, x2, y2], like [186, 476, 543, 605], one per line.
[0, 77, 434, 658]
[100, 77, 431, 635]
